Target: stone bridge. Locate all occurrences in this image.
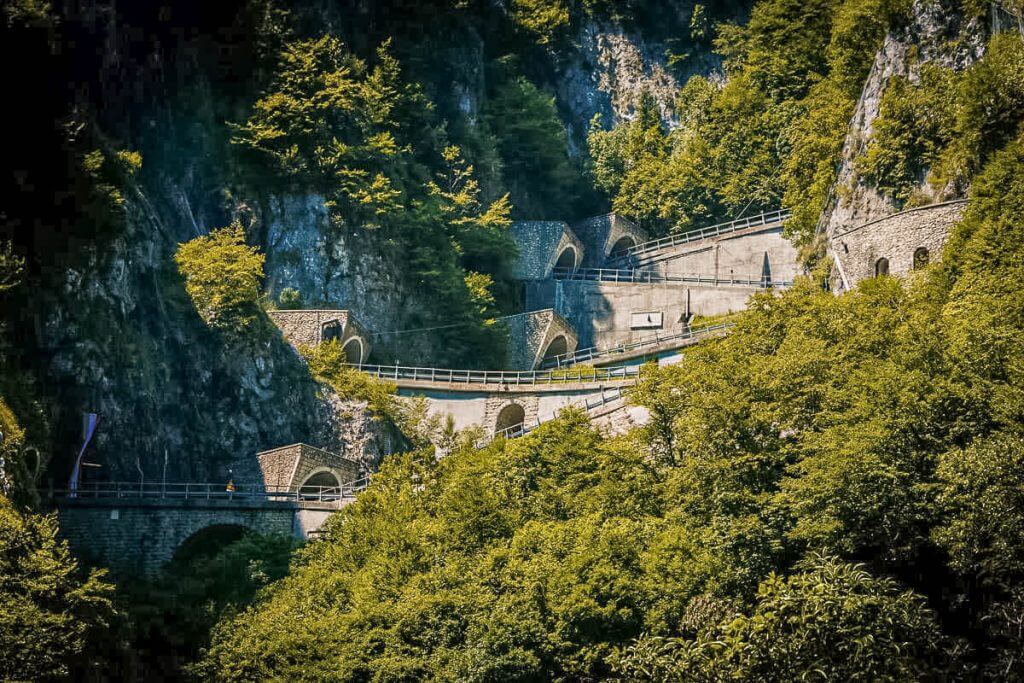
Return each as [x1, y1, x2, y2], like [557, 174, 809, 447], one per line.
[56, 494, 347, 577]
[56, 443, 364, 576]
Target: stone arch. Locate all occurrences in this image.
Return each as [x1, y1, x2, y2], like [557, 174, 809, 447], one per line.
[172, 523, 250, 566]
[874, 257, 890, 277]
[610, 235, 635, 255]
[495, 403, 526, 434]
[913, 247, 930, 270]
[541, 335, 568, 364]
[299, 469, 341, 496]
[321, 319, 343, 342]
[342, 337, 365, 364]
[554, 246, 578, 271]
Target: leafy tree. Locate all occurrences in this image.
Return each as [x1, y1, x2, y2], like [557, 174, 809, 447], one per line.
[0, 496, 114, 681]
[509, 0, 569, 46]
[174, 224, 266, 340]
[615, 556, 947, 681]
[485, 68, 582, 219]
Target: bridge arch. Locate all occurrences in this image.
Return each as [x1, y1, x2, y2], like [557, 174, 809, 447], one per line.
[342, 336, 365, 364]
[913, 247, 930, 270]
[321, 319, 343, 342]
[495, 403, 526, 434]
[555, 246, 578, 271]
[172, 523, 251, 566]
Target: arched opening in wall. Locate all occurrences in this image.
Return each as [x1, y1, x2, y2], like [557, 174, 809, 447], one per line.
[172, 524, 249, 567]
[610, 236, 635, 255]
[321, 320, 343, 342]
[541, 335, 568, 364]
[554, 247, 578, 272]
[299, 471, 341, 498]
[342, 337, 364, 364]
[495, 403, 526, 434]
[874, 257, 890, 277]
[913, 247, 930, 270]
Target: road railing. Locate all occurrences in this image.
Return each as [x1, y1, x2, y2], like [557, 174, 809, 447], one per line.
[608, 209, 791, 264]
[348, 362, 641, 385]
[541, 322, 735, 369]
[491, 385, 631, 441]
[553, 267, 792, 289]
[50, 476, 372, 504]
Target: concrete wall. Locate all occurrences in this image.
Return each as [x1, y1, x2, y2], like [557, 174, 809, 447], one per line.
[398, 386, 614, 434]
[525, 279, 758, 348]
[649, 226, 801, 282]
[57, 498, 331, 577]
[829, 200, 966, 290]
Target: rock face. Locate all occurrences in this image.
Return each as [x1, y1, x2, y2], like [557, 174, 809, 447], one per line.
[820, 0, 985, 236]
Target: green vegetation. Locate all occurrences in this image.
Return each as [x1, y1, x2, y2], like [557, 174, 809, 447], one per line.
[174, 224, 267, 341]
[587, 0, 911, 246]
[856, 33, 1024, 203]
[198, 131, 1024, 679]
[0, 495, 114, 681]
[234, 36, 516, 366]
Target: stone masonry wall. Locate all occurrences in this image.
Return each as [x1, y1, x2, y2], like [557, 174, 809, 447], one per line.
[57, 500, 299, 577]
[505, 309, 579, 369]
[254, 443, 361, 490]
[830, 200, 966, 289]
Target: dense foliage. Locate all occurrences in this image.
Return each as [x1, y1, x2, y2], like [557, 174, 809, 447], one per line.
[174, 224, 267, 342]
[233, 34, 520, 367]
[587, 0, 917, 246]
[198, 130, 1024, 679]
[0, 495, 114, 681]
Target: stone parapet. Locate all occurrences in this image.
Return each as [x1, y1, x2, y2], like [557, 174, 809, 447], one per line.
[829, 200, 966, 289]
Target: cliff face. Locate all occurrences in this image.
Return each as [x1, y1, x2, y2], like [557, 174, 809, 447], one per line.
[6, 0, 726, 482]
[821, 0, 985, 236]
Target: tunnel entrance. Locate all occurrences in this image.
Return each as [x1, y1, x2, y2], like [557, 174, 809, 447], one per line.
[541, 335, 568, 364]
[610, 236, 635, 254]
[299, 471, 341, 496]
[495, 403, 526, 434]
[554, 247, 578, 271]
[342, 337, 364, 364]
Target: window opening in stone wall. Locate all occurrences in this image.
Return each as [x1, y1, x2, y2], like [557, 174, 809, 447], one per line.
[913, 247, 930, 270]
[875, 257, 890, 277]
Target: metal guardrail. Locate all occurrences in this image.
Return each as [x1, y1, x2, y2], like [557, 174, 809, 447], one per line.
[609, 210, 791, 263]
[347, 362, 641, 385]
[491, 386, 630, 441]
[52, 477, 371, 504]
[541, 323, 735, 369]
[553, 267, 792, 289]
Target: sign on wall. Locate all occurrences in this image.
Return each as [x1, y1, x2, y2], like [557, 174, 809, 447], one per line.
[630, 311, 663, 329]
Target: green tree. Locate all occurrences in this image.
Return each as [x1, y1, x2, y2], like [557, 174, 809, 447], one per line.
[174, 224, 266, 340]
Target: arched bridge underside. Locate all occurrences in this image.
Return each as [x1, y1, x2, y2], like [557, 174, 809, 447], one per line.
[56, 496, 348, 577]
